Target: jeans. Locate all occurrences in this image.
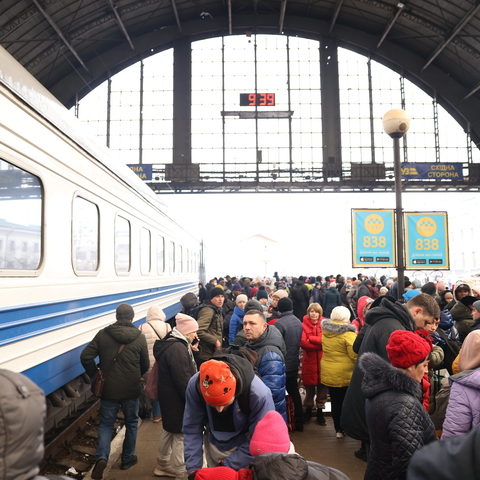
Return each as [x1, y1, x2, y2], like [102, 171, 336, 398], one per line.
[152, 400, 161, 418]
[96, 398, 139, 464]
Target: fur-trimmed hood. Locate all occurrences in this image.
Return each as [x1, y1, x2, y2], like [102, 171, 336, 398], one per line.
[359, 352, 423, 401]
[321, 319, 356, 334]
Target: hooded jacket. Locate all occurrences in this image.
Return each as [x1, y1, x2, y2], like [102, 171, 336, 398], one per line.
[245, 325, 287, 419]
[442, 367, 480, 438]
[321, 287, 342, 318]
[360, 353, 436, 480]
[341, 297, 416, 442]
[0, 370, 70, 480]
[153, 329, 197, 433]
[197, 301, 224, 362]
[248, 453, 350, 480]
[81, 319, 149, 399]
[229, 305, 246, 345]
[352, 296, 374, 333]
[183, 354, 275, 472]
[300, 315, 324, 386]
[320, 319, 357, 388]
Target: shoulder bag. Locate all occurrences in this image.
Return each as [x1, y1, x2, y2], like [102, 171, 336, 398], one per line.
[91, 344, 125, 397]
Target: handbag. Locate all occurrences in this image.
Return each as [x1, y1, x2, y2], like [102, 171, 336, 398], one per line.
[145, 360, 159, 402]
[91, 344, 125, 397]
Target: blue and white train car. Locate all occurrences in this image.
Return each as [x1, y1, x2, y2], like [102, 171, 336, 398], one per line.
[0, 46, 201, 422]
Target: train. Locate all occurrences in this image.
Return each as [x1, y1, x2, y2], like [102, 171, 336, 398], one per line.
[0, 46, 202, 430]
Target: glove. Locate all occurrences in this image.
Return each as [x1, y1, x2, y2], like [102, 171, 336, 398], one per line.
[188, 471, 198, 480]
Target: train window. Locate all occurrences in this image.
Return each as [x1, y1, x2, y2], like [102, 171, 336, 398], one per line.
[169, 240, 175, 274]
[186, 249, 190, 273]
[73, 197, 99, 272]
[141, 228, 151, 275]
[177, 244, 183, 273]
[157, 235, 165, 273]
[115, 216, 131, 273]
[0, 158, 42, 271]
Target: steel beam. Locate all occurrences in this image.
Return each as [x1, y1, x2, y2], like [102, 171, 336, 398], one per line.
[106, 0, 135, 50]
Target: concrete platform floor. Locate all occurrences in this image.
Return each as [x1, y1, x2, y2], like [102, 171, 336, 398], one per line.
[91, 412, 366, 480]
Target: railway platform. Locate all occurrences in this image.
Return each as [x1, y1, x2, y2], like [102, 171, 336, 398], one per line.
[87, 411, 366, 480]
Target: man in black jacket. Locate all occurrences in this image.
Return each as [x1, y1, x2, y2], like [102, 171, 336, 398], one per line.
[341, 294, 439, 460]
[81, 303, 149, 478]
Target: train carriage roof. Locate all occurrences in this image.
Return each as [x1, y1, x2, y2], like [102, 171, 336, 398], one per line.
[2, 0, 480, 145]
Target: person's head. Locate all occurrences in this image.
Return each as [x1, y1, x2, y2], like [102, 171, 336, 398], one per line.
[307, 303, 323, 323]
[403, 289, 421, 302]
[0, 370, 46, 480]
[209, 287, 225, 308]
[421, 282, 437, 297]
[271, 289, 288, 308]
[330, 306, 351, 324]
[235, 294, 248, 310]
[175, 313, 199, 343]
[116, 303, 135, 323]
[256, 289, 269, 305]
[199, 360, 236, 412]
[436, 280, 446, 293]
[146, 304, 166, 323]
[180, 292, 198, 315]
[386, 330, 432, 382]
[329, 282, 337, 289]
[198, 283, 204, 289]
[277, 297, 293, 313]
[250, 410, 294, 457]
[473, 300, 480, 321]
[243, 310, 267, 343]
[455, 283, 472, 301]
[424, 317, 440, 335]
[379, 286, 388, 296]
[407, 293, 440, 329]
[232, 282, 242, 295]
[440, 289, 454, 306]
[209, 279, 217, 285]
[460, 295, 477, 316]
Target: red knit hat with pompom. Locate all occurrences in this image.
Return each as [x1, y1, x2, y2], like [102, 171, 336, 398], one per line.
[386, 330, 432, 368]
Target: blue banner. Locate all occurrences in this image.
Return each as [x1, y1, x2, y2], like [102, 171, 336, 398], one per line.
[401, 163, 463, 180]
[127, 164, 152, 181]
[352, 209, 396, 268]
[404, 212, 449, 270]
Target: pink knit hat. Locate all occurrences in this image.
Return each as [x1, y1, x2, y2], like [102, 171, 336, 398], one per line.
[272, 289, 288, 299]
[175, 313, 198, 335]
[250, 410, 291, 456]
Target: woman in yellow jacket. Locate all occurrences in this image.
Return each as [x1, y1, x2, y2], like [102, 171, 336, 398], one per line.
[321, 306, 358, 438]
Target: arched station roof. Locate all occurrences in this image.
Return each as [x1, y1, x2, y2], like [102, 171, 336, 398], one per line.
[3, 0, 480, 145]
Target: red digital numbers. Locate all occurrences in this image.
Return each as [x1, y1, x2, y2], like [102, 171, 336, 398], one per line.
[240, 93, 276, 106]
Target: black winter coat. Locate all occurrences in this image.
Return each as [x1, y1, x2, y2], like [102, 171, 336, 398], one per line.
[153, 331, 197, 433]
[274, 310, 303, 372]
[81, 320, 149, 400]
[341, 298, 416, 442]
[290, 282, 310, 320]
[360, 353, 435, 480]
[322, 287, 342, 318]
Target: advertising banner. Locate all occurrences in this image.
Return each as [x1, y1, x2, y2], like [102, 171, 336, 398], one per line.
[404, 212, 449, 269]
[352, 209, 396, 268]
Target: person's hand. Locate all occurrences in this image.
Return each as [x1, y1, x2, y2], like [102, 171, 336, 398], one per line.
[188, 471, 198, 480]
[215, 340, 221, 350]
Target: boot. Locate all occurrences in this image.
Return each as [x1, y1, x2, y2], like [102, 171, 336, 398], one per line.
[303, 407, 312, 424]
[316, 409, 327, 426]
[154, 459, 176, 477]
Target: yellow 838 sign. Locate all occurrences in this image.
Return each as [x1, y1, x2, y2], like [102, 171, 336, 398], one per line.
[405, 212, 449, 269]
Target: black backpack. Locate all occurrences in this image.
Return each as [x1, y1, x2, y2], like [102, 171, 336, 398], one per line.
[437, 328, 461, 375]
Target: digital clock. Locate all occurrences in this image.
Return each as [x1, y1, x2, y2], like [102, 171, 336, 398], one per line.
[240, 93, 276, 106]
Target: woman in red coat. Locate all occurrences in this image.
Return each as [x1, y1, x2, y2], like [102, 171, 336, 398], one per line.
[301, 303, 329, 425]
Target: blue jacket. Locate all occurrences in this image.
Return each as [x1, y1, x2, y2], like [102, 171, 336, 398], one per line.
[229, 305, 245, 344]
[245, 325, 286, 420]
[183, 355, 275, 472]
[274, 310, 303, 372]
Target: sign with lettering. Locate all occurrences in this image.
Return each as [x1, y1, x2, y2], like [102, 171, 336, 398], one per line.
[404, 212, 449, 269]
[127, 164, 152, 181]
[401, 163, 463, 180]
[352, 209, 396, 268]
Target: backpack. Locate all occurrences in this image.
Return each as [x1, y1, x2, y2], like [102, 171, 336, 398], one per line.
[138, 382, 153, 419]
[437, 328, 462, 375]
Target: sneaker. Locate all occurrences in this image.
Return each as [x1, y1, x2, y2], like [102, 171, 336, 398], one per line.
[153, 416, 162, 423]
[154, 459, 176, 477]
[121, 455, 138, 470]
[336, 431, 345, 439]
[91, 459, 107, 479]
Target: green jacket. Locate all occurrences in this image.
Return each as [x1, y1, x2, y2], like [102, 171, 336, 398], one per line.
[81, 320, 149, 399]
[197, 302, 223, 362]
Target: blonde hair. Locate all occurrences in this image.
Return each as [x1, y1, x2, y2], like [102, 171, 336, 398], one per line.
[307, 303, 323, 317]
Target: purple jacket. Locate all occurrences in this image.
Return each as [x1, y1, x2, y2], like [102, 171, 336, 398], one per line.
[442, 368, 480, 438]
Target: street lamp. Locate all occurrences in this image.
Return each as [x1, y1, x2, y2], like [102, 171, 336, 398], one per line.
[382, 109, 410, 300]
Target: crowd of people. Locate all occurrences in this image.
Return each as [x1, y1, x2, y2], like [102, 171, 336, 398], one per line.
[5, 273, 480, 480]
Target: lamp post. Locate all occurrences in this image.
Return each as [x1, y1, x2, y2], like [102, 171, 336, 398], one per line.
[382, 109, 410, 300]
